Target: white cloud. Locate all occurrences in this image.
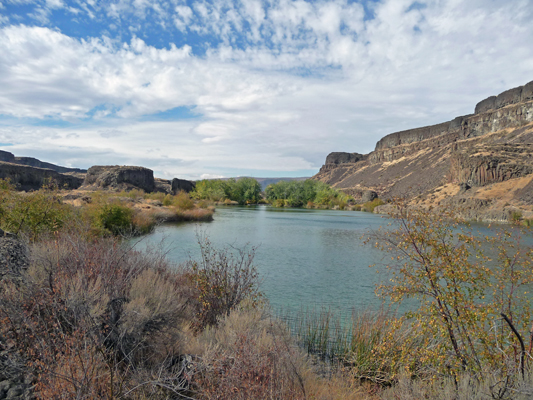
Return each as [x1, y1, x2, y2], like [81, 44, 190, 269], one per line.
[200, 173, 225, 179]
[45, 0, 64, 9]
[174, 5, 192, 32]
[0, 0, 533, 178]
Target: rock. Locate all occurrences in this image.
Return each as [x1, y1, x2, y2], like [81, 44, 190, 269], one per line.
[0, 162, 83, 191]
[319, 153, 367, 173]
[459, 182, 471, 192]
[475, 81, 533, 114]
[495, 86, 523, 110]
[171, 178, 196, 194]
[374, 119, 461, 151]
[6, 385, 23, 399]
[362, 190, 377, 203]
[0, 380, 13, 397]
[154, 178, 172, 194]
[83, 166, 155, 193]
[522, 80, 533, 102]
[0, 237, 29, 280]
[0, 151, 15, 163]
[475, 96, 496, 114]
[372, 81, 533, 153]
[325, 152, 366, 165]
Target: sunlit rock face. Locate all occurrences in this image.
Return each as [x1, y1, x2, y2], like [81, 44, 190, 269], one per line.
[314, 80, 533, 222]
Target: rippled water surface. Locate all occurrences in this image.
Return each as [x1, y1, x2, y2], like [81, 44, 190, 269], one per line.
[133, 206, 393, 314]
[133, 206, 530, 315]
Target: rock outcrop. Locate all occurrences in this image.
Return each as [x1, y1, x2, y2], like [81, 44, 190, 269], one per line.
[319, 152, 367, 173]
[314, 80, 533, 222]
[0, 162, 83, 191]
[83, 166, 156, 192]
[172, 178, 196, 194]
[154, 178, 172, 194]
[475, 81, 533, 114]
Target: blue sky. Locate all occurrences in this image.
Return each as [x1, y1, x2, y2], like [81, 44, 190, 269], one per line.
[0, 0, 532, 180]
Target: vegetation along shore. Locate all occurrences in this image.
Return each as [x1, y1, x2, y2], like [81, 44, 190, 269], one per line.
[1, 172, 533, 398]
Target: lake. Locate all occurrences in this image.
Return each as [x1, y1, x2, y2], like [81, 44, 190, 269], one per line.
[131, 205, 399, 315]
[131, 205, 530, 316]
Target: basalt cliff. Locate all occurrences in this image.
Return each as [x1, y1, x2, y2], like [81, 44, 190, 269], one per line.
[314, 80, 533, 223]
[0, 151, 195, 194]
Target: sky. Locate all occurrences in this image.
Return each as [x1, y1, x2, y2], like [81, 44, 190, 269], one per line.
[0, 0, 532, 180]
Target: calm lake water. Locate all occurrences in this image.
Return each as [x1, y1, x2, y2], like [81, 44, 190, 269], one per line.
[132, 206, 531, 316]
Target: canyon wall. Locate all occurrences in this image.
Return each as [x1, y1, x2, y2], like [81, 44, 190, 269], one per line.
[314, 80, 533, 221]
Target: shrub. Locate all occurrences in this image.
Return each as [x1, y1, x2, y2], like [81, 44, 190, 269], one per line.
[2, 231, 194, 399]
[511, 210, 523, 222]
[195, 307, 307, 400]
[0, 179, 73, 240]
[185, 235, 262, 331]
[362, 198, 384, 212]
[96, 203, 134, 236]
[368, 200, 533, 386]
[162, 193, 174, 206]
[174, 191, 195, 210]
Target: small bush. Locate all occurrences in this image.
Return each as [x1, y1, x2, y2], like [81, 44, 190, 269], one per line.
[195, 307, 307, 400]
[0, 179, 73, 240]
[162, 193, 174, 206]
[185, 236, 262, 331]
[511, 210, 523, 222]
[96, 203, 134, 236]
[174, 191, 195, 210]
[362, 198, 384, 213]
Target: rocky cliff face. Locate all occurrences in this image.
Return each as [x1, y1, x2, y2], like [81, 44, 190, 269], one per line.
[314, 80, 533, 222]
[319, 152, 367, 173]
[0, 162, 84, 191]
[83, 166, 156, 192]
[172, 178, 196, 194]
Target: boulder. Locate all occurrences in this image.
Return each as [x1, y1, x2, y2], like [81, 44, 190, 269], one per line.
[362, 190, 378, 203]
[171, 178, 196, 194]
[83, 166, 155, 193]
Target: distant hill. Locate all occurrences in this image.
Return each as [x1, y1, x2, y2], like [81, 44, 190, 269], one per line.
[0, 150, 87, 174]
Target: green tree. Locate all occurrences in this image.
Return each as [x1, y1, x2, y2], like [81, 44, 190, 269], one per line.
[192, 178, 262, 204]
[265, 179, 350, 208]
